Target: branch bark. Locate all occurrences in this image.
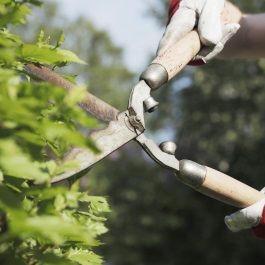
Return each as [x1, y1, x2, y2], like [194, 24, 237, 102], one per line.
[24, 64, 119, 122]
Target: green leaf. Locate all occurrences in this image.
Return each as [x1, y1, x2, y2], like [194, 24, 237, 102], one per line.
[22, 197, 35, 213]
[56, 49, 86, 65]
[0, 4, 31, 26]
[26, 186, 67, 200]
[21, 44, 86, 65]
[54, 194, 66, 212]
[0, 171, 3, 183]
[80, 195, 111, 213]
[0, 140, 48, 183]
[11, 215, 98, 245]
[27, 0, 43, 6]
[67, 248, 102, 265]
[56, 31, 65, 48]
[0, 29, 22, 46]
[63, 85, 87, 106]
[37, 29, 45, 45]
[31, 250, 72, 265]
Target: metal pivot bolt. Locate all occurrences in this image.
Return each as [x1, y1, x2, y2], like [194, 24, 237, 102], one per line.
[143, 96, 159, 113]
[159, 141, 177, 155]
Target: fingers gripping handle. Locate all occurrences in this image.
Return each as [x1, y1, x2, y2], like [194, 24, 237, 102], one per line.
[178, 160, 265, 208]
[141, 31, 201, 90]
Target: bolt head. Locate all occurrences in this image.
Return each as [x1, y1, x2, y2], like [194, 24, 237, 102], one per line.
[134, 116, 141, 122]
[159, 141, 177, 155]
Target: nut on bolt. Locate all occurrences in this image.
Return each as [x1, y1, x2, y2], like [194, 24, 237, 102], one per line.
[144, 96, 159, 113]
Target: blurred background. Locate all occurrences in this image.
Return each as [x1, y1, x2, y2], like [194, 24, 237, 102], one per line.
[18, 0, 265, 264]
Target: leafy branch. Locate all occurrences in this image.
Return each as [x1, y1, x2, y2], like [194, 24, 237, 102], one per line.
[0, 1, 111, 264]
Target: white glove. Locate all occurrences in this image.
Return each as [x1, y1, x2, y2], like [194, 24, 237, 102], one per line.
[158, 0, 240, 63]
[225, 188, 265, 239]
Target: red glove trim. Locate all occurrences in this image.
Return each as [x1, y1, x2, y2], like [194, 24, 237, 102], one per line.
[188, 60, 205, 66]
[252, 206, 265, 239]
[168, 0, 180, 23]
[167, 0, 204, 66]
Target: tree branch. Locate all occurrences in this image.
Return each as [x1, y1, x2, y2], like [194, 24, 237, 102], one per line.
[24, 64, 119, 122]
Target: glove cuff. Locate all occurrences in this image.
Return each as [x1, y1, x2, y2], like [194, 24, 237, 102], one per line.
[252, 206, 265, 239]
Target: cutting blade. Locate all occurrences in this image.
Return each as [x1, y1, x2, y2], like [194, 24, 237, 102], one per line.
[51, 111, 137, 183]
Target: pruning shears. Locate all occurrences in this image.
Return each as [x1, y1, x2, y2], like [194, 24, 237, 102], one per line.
[39, 31, 265, 208]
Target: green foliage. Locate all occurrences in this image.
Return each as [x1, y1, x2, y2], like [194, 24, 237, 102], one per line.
[16, 1, 265, 265]
[22, 29, 85, 65]
[0, 1, 110, 264]
[15, 12, 134, 110]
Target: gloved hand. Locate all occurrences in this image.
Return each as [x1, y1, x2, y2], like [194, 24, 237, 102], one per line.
[157, 0, 241, 63]
[225, 189, 265, 239]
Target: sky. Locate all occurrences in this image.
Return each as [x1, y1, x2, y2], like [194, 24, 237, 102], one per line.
[54, 0, 164, 72]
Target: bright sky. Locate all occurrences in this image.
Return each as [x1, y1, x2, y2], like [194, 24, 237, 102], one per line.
[53, 0, 164, 72]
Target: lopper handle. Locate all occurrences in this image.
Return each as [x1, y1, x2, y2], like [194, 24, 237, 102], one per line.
[179, 160, 265, 208]
[141, 30, 201, 90]
[153, 30, 201, 80]
[141, 1, 242, 89]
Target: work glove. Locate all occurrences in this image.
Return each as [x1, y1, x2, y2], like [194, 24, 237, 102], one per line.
[225, 189, 265, 239]
[157, 0, 240, 63]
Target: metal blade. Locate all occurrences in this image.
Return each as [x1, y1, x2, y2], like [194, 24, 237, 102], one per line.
[136, 134, 179, 171]
[51, 111, 137, 183]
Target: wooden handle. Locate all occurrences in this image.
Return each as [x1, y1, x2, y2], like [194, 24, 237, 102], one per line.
[153, 30, 201, 81]
[179, 160, 265, 208]
[198, 167, 265, 208]
[141, 31, 201, 90]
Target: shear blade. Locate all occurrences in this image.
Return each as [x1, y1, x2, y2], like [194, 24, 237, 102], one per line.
[51, 111, 137, 183]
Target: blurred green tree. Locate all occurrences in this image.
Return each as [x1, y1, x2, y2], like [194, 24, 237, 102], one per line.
[89, 1, 265, 265]
[17, 1, 265, 265]
[14, 2, 134, 110]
